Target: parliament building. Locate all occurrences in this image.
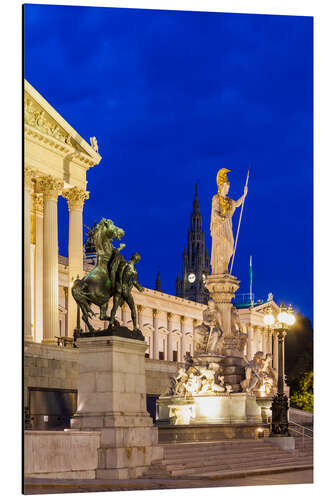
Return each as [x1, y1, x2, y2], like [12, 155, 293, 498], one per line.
[24, 80, 284, 429]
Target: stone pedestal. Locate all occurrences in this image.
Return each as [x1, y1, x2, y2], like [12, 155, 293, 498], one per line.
[157, 392, 262, 426]
[205, 273, 245, 391]
[71, 334, 163, 479]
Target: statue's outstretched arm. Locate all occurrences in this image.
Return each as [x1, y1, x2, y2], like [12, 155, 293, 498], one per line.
[234, 186, 248, 207]
[133, 278, 144, 293]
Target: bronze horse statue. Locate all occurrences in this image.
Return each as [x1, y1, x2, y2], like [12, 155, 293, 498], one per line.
[72, 218, 144, 333]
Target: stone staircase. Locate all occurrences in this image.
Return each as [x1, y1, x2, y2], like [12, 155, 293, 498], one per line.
[144, 438, 313, 478]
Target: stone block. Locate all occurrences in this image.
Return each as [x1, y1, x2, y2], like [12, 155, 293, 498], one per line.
[151, 445, 164, 461]
[123, 427, 152, 447]
[95, 372, 113, 393]
[100, 428, 124, 448]
[98, 449, 106, 469]
[79, 352, 109, 374]
[36, 358, 48, 368]
[119, 393, 141, 413]
[70, 434, 100, 471]
[96, 467, 129, 480]
[71, 415, 104, 429]
[77, 391, 116, 413]
[223, 356, 245, 367]
[124, 373, 136, 393]
[223, 374, 242, 384]
[223, 366, 244, 375]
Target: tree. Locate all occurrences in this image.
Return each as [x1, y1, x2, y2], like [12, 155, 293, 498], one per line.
[284, 313, 313, 398]
[290, 371, 313, 412]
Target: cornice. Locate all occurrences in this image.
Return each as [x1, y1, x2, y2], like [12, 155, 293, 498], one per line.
[25, 124, 97, 170]
[24, 80, 101, 167]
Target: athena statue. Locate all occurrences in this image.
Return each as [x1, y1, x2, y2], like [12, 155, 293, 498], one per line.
[210, 168, 247, 274]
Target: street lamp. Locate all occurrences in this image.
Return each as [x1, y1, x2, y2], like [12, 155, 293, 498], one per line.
[264, 303, 295, 436]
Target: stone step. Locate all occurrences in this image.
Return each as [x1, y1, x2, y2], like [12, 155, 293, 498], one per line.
[144, 440, 313, 479]
[164, 444, 279, 458]
[162, 449, 295, 466]
[187, 462, 313, 479]
[170, 457, 313, 477]
[162, 441, 272, 455]
[168, 451, 309, 469]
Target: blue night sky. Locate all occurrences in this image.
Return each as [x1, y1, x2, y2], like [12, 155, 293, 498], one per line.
[24, 4, 313, 322]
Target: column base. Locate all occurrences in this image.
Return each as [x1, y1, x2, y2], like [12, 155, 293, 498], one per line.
[41, 338, 58, 345]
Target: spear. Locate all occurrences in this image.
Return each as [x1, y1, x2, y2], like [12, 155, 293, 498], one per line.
[229, 168, 250, 274]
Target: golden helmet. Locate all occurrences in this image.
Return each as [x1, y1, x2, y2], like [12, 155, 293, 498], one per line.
[216, 168, 231, 188]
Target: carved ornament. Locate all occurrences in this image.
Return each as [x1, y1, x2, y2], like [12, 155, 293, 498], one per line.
[24, 166, 35, 190]
[25, 98, 72, 146]
[37, 175, 64, 200]
[32, 193, 44, 214]
[62, 186, 89, 210]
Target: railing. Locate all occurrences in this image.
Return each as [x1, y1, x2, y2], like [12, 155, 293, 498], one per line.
[289, 420, 313, 451]
[233, 293, 255, 304]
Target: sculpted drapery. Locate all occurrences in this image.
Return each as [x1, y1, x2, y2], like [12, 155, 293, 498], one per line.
[210, 169, 247, 274]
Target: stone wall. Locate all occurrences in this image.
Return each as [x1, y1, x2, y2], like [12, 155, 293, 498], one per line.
[144, 358, 182, 396]
[24, 343, 181, 410]
[24, 342, 78, 407]
[24, 430, 100, 479]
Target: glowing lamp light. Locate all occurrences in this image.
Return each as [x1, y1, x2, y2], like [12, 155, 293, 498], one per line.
[286, 304, 295, 325]
[278, 303, 289, 324]
[264, 312, 275, 326]
[257, 427, 265, 439]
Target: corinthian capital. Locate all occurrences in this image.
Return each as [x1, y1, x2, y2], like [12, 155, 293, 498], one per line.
[62, 186, 89, 210]
[37, 175, 64, 201]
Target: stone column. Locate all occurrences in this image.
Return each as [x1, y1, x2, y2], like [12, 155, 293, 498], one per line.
[62, 187, 89, 337]
[261, 329, 266, 355]
[193, 319, 197, 355]
[273, 332, 279, 370]
[247, 325, 253, 360]
[266, 330, 272, 356]
[30, 193, 36, 341]
[24, 167, 34, 342]
[167, 313, 173, 361]
[180, 315, 185, 361]
[121, 304, 128, 327]
[33, 194, 44, 343]
[137, 305, 143, 331]
[63, 287, 69, 337]
[153, 309, 159, 360]
[38, 175, 64, 344]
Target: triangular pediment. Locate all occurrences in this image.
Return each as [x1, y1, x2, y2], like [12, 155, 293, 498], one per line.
[24, 80, 101, 165]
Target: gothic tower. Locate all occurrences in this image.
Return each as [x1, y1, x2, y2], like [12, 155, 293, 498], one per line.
[176, 184, 210, 304]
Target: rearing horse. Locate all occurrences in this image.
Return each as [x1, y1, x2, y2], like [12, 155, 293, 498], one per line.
[72, 218, 125, 332]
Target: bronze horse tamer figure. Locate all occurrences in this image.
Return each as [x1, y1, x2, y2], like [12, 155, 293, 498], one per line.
[72, 218, 144, 333]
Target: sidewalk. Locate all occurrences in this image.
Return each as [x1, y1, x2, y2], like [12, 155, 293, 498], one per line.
[24, 466, 313, 494]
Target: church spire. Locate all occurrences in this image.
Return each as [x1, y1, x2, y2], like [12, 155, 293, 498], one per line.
[155, 269, 162, 292]
[192, 182, 200, 214]
[176, 184, 210, 304]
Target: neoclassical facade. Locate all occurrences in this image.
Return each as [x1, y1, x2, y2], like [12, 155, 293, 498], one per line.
[24, 80, 283, 375]
[24, 80, 101, 345]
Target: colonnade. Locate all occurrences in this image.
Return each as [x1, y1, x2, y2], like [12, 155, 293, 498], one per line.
[245, 324, 278, 368]
[118, 305, 196, 362]
[24, 168, 89, 344]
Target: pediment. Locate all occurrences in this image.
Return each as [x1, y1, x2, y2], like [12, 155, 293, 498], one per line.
[24, 80, 101, 165]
